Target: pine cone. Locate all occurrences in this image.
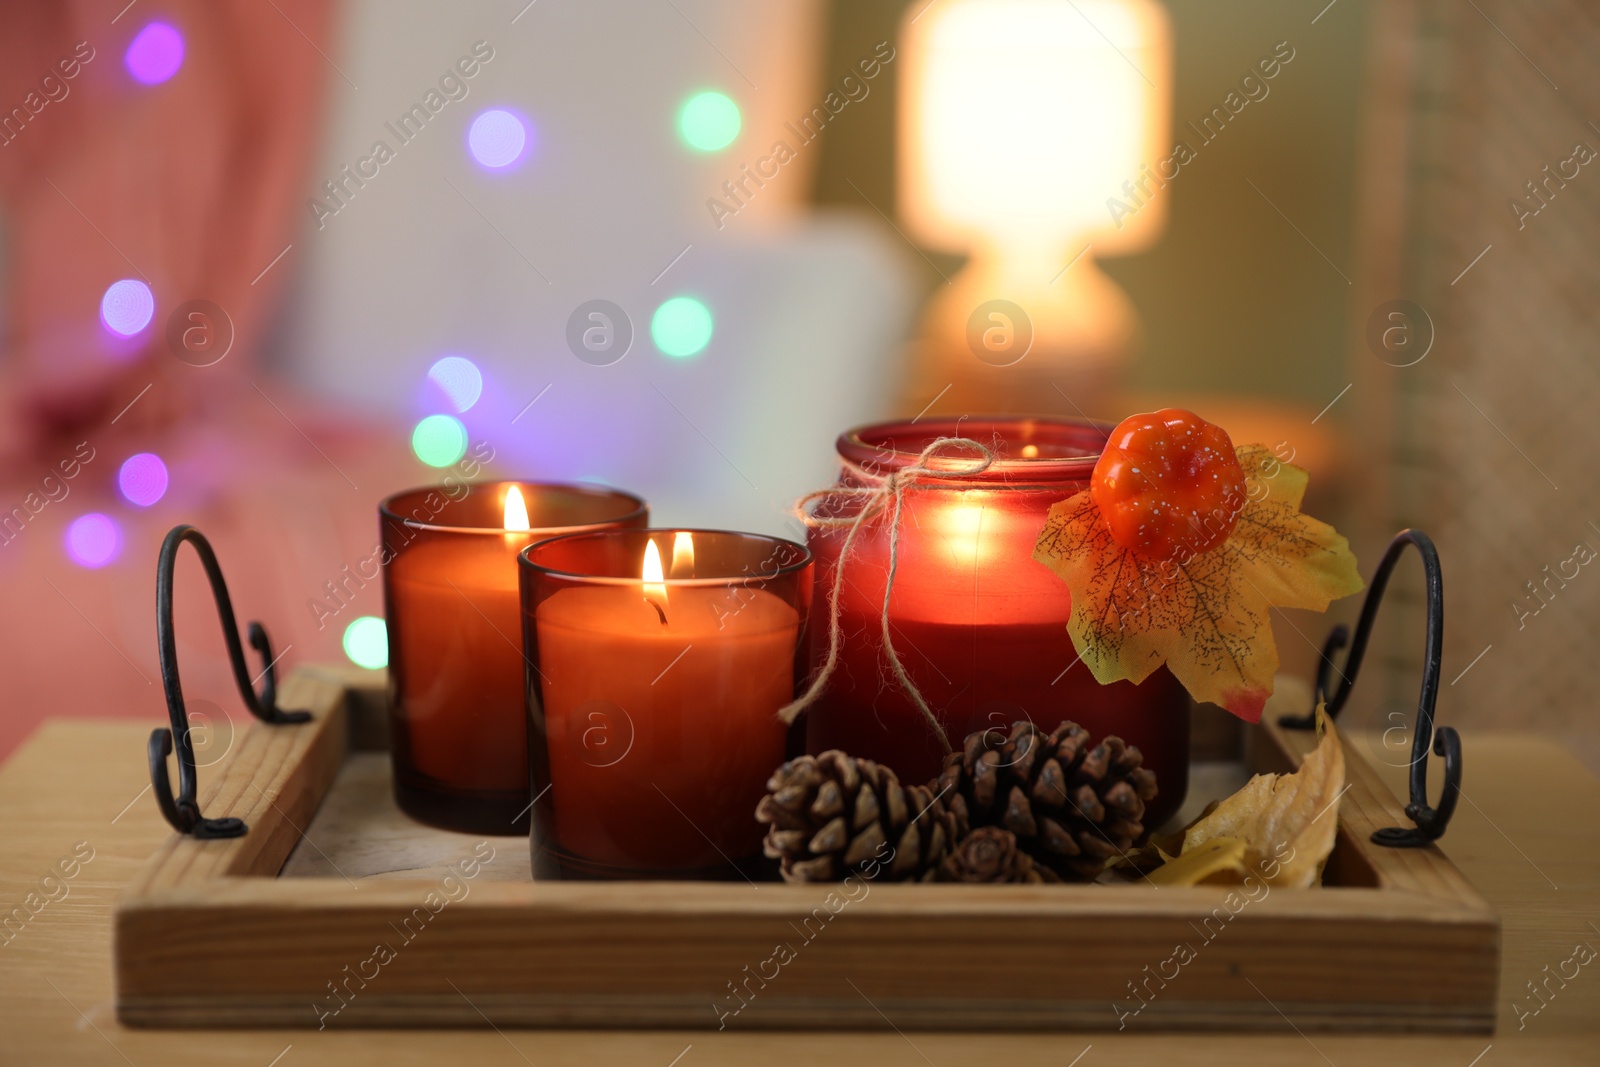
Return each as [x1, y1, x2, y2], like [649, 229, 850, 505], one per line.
[936, 721, 1158, 881]
[938, 827, 1060, 883]
[756, 751, 965, 883]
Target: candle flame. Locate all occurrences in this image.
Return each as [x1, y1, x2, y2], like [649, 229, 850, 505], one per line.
[503, 486, 531, 531]
[1020, 443, 1040, 459]
[642, 538, 667, 611]
[671, 531, 694, 577]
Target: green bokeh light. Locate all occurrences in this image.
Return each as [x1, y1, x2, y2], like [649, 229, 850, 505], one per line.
[343, 616, 388, 670]
[651, 297, 714, 358]
[412, 414, 467, 467]
[678, 91, 740, 152]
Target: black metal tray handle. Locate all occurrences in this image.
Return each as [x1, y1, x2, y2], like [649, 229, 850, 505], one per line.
[150, 525, 310, 839]
[1279, 529, 1461, 848]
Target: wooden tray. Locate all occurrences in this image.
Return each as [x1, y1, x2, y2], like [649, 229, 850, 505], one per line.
[114, 665, 1499, 1031]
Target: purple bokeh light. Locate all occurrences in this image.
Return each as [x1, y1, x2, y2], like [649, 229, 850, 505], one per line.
[100, 279, 155, 337]
[426, 355, 483, 413]
[467, 109, 530, 170]
[118, 453, 169, 508]
[125, 22, 185, 85]
[65, 513, 122, 568]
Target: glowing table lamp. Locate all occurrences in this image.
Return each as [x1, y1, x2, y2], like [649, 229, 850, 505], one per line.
[899, 0, 1171, 413]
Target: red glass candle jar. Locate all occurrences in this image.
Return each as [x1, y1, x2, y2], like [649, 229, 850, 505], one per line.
[804, 418, 1190, 828]
[520, 529, 812, 879]
[380, 482, 647, 834]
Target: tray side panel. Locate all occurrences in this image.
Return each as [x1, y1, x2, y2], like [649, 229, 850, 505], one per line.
[116, 670, 350, 1011]
[113, 884, 1497, 1031]
[1257, 714, 1497, 914]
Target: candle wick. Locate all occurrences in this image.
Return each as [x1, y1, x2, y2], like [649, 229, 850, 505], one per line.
[647, 599, 668, 626]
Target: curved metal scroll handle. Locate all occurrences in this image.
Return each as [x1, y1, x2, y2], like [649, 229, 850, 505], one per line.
[150, 525, 311, 838]
[1278, 529, 1460, 848]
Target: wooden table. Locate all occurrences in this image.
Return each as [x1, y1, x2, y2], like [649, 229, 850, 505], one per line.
[3, 721, 1596, 1066]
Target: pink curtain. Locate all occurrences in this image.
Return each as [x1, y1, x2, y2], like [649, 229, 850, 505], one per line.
[0, 1, 401, 763]
[0, 0, 333, 457]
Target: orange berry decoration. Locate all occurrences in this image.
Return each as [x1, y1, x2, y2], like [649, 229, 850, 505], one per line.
[1090, 408, 1246, 561]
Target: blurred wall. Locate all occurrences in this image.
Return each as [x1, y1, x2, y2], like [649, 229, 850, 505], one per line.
[1348, 0, 1600, 772]
[274, 0, 920, 537]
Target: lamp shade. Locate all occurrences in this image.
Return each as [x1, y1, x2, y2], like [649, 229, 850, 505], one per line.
[900, 0, 1171, 256]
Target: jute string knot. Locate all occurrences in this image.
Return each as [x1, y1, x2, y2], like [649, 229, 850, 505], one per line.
[778, 436, 997, 753]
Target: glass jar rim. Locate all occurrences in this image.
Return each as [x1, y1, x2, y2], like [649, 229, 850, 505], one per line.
[519, 527, 812, 587]
[836, 416, 1111, 484]
[379, 481, 647, 536]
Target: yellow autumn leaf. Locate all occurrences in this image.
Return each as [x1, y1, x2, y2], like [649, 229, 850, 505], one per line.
[1181, 706, 1346, 888]
[1032, 444, 1363, 721]
[1144, 836, 1250, 886]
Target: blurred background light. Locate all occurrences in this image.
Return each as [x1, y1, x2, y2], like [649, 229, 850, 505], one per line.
[100, 279, 155, 337]
[899, 0, 1171, 414]
[651, 297, 714, 358]
[412, 414, 468, 467]
[342, 616, 389, 670]
[426, 355, 484, 413]
[678, 90, 741, 152]
[117, 453, 169, 508]
[125, 22, 185, 85]
[65, 514, 122, 568]
[467, 109, 529, 169]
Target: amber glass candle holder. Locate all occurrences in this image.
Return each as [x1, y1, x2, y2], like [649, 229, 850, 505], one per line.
[805, 417, 1191, 828]
[519, 529, 812, 879]
[380, 482, 647, 834]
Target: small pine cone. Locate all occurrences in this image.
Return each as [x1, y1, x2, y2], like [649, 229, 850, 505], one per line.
[938, 827, 1061, 884]
[756, 751, 965, 883]
[937, 720, 1158, 881]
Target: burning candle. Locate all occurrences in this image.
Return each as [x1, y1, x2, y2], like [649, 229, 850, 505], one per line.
[380, 482, 647, 833]
[803, 418, 1191, 827]
[520, 529, 812, 878]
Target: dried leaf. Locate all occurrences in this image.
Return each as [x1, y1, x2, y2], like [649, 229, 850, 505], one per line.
[1180, 706, 1346, 887]
[1107, 824, 1188, 873]
[1032, 445, 1363, 721]
[1143, 836, 1250, 886]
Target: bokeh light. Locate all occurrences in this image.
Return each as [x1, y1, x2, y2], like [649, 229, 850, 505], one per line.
[427, 356, 483, 413]
[65, 513, 122, 568]
[125, 22, 185, 85]
[467, 109, 529, 169]
[678, 91, 741, 152]
[118, 453, 169, 508]
[651, 297, 714, 358]
[342, 616, 388, 670]
[412, 414, 468, 467]
[100, 279, 155, 337]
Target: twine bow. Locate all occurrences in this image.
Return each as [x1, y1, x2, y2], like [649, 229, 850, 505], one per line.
[779, 437, 998, 753]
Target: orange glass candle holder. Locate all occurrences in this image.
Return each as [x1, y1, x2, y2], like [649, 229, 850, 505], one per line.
[380, 482, 647, 834]
[804, 418, 1191, 828]
[519, 529, 812, 879]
